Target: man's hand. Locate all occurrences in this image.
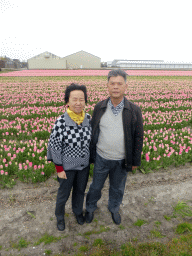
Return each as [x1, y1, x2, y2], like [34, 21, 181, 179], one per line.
[132, 166, 137, 171]
[57, 170, 67, 179]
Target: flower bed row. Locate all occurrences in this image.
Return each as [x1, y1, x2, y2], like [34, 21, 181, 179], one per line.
[1, 69, 192, 77]
[0, 79, 191, 107]
[0, 127, 191, 187]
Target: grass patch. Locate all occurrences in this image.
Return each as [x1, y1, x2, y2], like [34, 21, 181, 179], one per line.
[10, 237, 30, 251]
[93, 218, 98, 224]
[150, 229, 166, 238]
[164, 215, 172, 221]
[92, 238, 105, 247]
[27, 211, 36, 219]
[176, 222, 192, 234]
[154, 221, 161, 228]
[34, 233, 61, 246]
[120, 234, 192, 255]
[133, 219, 148, 227]
[119, 224, 125, 230]
[173, 201, 192, 218]
[163, 201, 192, 222]
[83, 225, 110, 237]
[79, 245, 89, 252]
[44, 249, 52, 255]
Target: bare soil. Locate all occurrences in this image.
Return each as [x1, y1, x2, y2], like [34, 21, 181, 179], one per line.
[0, 164, 192, 256]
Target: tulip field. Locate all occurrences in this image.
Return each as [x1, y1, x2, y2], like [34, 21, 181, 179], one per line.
[0, 71, 192, 188]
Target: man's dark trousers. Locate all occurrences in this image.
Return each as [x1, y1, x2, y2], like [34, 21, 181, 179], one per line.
[86, 153, 128, 214]
[55, 166, 89, 219]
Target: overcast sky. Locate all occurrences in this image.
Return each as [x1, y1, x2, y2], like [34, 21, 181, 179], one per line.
[1, 0, 192, 62]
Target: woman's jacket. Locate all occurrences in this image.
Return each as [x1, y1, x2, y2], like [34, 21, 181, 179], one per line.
[47, 112, 92, 171]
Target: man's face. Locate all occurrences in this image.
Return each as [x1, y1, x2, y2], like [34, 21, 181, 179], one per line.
[107, 75, 127, 100]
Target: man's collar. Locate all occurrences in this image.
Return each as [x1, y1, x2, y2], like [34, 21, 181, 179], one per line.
[101, 97, 131, 110]
[108, 97, 124, 108]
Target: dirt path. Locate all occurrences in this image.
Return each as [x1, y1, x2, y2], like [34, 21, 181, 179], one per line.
[0, 164, 192, 256]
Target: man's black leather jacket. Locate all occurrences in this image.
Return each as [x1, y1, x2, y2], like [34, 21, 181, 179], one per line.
[90, 97, 144, 172]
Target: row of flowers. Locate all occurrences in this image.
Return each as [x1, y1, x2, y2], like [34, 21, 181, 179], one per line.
[0, 79, 192, 107]
[1, 69, 192, 77]
[0, 109, 191, 139]
[1, 100, 191, 117]
[1, 127, 191, 179]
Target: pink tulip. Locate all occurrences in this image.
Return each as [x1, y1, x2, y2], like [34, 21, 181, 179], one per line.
[145, 153, 150, 162]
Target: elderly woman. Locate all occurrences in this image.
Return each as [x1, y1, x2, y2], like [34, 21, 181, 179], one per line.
[47, 83, 91, 231]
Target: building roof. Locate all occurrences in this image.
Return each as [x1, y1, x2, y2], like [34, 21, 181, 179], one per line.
[28, 51, 61, 60]
[63, 50, 101, 59]
[115, 60, 192, 64]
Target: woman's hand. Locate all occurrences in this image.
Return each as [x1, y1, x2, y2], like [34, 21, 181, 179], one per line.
[58, 170, 67, 179]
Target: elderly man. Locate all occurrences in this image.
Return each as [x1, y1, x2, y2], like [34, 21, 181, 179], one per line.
[85, 69, 143, 225]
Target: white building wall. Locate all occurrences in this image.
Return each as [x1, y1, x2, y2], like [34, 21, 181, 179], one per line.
[115, 61, 192, 69]
[28, 59, 66, 69]
[64, 51, 101, 69]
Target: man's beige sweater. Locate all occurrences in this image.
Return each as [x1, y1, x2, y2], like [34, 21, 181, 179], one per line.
[96, 102, 125, 160]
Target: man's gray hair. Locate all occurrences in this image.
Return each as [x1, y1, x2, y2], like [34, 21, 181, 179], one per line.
[107, 69, 128, 82]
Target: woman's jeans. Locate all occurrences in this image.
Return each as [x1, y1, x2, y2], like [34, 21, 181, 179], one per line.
[86, 153, 128, 214]
[55, 166, 89, 219]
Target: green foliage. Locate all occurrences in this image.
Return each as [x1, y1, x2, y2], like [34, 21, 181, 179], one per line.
[11, 237, 30, 251]
[34, 233, 61, 246]
[119, 224, 125, 230]
[44, 249, 52, 255]
[89, 163, 94, 177]
[83, 225, 110, 237]
[92, 238, 105, 247]
[133, 219, 148, 227]
[32, 131, 50, 140]
[173, 201, 192, 218]
[27, 211, 36, 219]
[176, 222, 192, 234]
[150, 229, 165, 238]
[78, 245, 89, 252]
[164, 215, 172, 221]
[154, 221, 161, 228]
[0, 175, 16, 189]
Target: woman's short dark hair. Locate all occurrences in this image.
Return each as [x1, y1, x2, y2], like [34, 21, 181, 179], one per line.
[108, 69, 128, 82]
[64, 83, 88, 104]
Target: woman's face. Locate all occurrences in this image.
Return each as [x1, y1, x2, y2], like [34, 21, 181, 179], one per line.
[67, 90, 85, 114]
